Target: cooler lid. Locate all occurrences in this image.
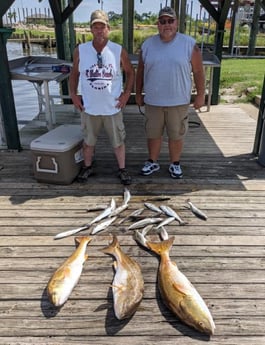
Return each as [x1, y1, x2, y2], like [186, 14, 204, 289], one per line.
[30, 124, 83, 152]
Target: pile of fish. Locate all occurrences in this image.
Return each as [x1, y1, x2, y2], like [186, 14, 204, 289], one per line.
[47, 189, 215, 335]
[54, 189, 207, 240]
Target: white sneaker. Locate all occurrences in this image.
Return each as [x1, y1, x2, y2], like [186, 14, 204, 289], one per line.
[169, 163, 183, 179]
[141, 160, 160, 176]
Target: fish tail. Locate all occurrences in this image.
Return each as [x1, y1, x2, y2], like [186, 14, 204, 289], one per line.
[147, 236, 175, 255]
[100, 234, 119, 255]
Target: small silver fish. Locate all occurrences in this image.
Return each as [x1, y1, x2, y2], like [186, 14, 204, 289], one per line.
[155, 216, 175, 229]
[91, 217, 117, 235]
[186, 199, 208, 221]
[134, 224, 154, 247]
[109, 204, 128, 217]
[118, 208, 145, 224]
[143, 196, 171, 202]
[156, 226, 169, 241]
[54, 224, 91, 240]
[123, 188, 131, 205]
[85, 205, 108, 212]
[160, 205, 186, 225]
[144, 202, 163, 214]
[128, 217, 164, 230]
[141, 224, 154, 237]
[134, 229, 148, 248]
[90, 198, 116, 225]
[134, 225, 168, 247]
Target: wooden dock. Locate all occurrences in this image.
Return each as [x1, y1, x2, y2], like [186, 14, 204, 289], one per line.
[0, 103, 265, 344]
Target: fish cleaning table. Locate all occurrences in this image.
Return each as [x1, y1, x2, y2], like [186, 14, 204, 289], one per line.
[9, 56, 71, 130]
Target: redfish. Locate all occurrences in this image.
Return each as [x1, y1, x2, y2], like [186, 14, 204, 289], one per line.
[101, 234, 144, 319]
[147, 237, 215, 335]
[47, 236, 92, 307]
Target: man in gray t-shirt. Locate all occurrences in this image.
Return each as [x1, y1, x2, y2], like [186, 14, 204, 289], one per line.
[136, 6, 205, 179]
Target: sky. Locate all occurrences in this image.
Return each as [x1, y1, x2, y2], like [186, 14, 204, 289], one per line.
[10, 0, 202, 23]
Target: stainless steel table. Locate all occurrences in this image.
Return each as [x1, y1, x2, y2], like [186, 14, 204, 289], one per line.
[9, 56, 71, 130]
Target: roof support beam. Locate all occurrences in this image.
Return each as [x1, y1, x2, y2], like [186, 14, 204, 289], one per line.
[123, 0, 134, 54]
[0, 1, 21, 150]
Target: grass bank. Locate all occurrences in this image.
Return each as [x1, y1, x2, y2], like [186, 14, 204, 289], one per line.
[220, 59, 264, 103]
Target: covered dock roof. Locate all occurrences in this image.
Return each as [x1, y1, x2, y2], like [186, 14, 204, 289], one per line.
[0, 0, 265, 150]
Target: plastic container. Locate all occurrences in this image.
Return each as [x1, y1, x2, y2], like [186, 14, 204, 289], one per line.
[30, 124, 84, 184]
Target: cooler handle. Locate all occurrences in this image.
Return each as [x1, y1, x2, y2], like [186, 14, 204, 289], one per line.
[36, 156, 58, 174]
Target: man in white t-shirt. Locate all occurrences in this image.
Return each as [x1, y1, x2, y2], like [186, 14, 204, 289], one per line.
[70, 10, 134, 185]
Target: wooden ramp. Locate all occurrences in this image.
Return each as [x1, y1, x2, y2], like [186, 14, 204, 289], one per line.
[0, 104, 265, 344]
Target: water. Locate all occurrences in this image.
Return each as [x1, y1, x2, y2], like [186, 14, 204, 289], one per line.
[7, 42, 59, 127]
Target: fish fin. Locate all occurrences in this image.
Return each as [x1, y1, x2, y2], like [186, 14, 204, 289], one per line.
[111, 283, 125, 292]
[172, 282, 189, 296]
[147, 237, 175, 255]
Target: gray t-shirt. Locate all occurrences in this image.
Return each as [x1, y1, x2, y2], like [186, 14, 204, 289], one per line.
[141, 33, 196, 106]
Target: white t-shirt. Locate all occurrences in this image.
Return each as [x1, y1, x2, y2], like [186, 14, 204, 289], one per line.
[79, 40, 122, 115]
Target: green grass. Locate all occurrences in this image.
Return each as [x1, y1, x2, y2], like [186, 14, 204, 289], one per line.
[220, 59, 265, 102]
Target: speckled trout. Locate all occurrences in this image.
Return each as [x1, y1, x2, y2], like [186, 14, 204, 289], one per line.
[147, 237, 215, 335]
[47, 236, 92, 307]
[101, 234, 144, 320]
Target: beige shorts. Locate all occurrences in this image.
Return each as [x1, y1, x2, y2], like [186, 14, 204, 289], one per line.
[81, 111, 125, 148]
[145, 104, 189, 140]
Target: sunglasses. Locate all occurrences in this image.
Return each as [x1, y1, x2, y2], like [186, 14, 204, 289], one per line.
[159, 18, 175, 25]
[97, 52, 103, 68]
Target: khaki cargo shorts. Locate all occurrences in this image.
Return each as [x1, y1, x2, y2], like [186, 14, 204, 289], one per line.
[145, 104, 189, 140]
[81, 111, 125, 148]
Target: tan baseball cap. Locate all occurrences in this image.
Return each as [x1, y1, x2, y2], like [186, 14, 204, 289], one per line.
[90, 10, 109, 26]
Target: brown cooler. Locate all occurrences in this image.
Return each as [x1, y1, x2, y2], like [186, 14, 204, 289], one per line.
[30, 124, 84, 184]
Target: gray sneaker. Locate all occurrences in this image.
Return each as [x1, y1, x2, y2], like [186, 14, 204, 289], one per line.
[141, 160, 160, 176]
[169, 163, 183, 179]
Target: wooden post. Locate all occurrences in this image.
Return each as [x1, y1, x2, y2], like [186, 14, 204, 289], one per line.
[123, 0, 134, 54]
[0, 27, 21, 150]
[253, 75, 265, 155]
[24, 30, 31, 50]
[229, 0, 239, 55]
[179, 0, 187, 34]
[47, 35, 52, 48]
[247, 0, 261, 56]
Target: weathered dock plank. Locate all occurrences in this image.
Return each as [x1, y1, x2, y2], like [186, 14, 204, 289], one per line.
[0, 103, 264, 344]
